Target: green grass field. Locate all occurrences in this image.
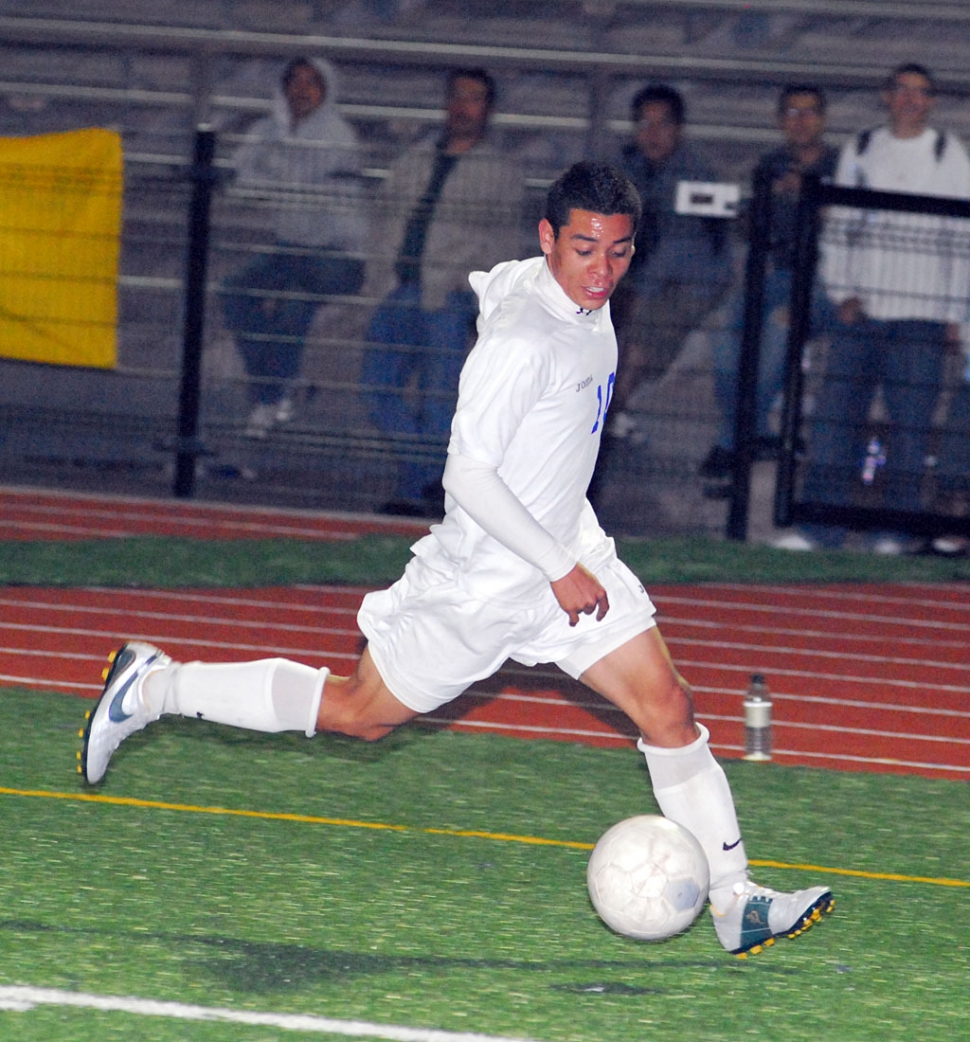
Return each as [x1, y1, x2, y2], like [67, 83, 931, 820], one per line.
[1, 534, 968, 1041]
[2, 688, 968, 1042]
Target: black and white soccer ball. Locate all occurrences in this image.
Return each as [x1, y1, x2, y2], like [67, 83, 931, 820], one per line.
[587, 815, 710, 941]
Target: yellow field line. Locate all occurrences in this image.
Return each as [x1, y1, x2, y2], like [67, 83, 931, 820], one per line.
[3, 785, 968, 888]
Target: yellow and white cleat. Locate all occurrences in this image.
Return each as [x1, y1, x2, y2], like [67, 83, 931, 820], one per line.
[710, 880, 835, 957]
[80, 642, 171, 785]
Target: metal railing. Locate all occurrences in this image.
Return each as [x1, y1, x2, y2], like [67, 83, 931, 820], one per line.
[774, 176, 970, 540]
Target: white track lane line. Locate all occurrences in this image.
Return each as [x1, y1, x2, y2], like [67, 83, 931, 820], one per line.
[453, 685, 970, 723]
[675, 580, 970, 609]
[0, 598, 357, 638]
[662, 616, 970, 653]
[665, 634, 970, 675]
[657, 596, 970, 633]
[0, 985, 543, 1041]
[671, 656, 970, 695]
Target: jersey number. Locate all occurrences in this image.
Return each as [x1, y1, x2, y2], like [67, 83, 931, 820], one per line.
[591, 372, 615, 434]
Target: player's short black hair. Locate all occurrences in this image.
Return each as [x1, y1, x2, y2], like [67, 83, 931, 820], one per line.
[446, 67, 497, 109]
[777, 84, 827, 115]
[544, 161, 642, 238]
[631, 84, 686, 126]
[886, 62, 936, 94]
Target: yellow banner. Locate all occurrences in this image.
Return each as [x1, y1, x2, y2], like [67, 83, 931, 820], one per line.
[0, 128, 122, 368]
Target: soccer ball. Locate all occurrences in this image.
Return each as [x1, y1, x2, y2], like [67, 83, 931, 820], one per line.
[587, 815, 710, 941]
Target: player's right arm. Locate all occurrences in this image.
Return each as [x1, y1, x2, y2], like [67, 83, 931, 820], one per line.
[550, 563, 609, 627]
[441, 453, 609, 625]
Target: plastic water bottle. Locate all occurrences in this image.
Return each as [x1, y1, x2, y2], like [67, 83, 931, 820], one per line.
[743, 673, 772, 762]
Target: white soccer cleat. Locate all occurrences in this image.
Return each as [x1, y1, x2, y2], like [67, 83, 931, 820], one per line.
[710, 880, 835, 957]
[79, 642, 171, 785]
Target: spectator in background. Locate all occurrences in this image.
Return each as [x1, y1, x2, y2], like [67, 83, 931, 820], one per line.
[701, 85, 838, 480]
[607, 84, 733, 440]
[222, 57, 366, 438]
[361, 68, 525, 516]
[778, 63, 970, 552]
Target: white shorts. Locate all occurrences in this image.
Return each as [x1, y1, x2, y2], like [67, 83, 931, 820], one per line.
[357, 551, 657, 714]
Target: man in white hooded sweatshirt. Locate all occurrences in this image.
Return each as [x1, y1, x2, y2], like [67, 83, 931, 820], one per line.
[83, 162, 833, 958]
[221, 57, 366, 436]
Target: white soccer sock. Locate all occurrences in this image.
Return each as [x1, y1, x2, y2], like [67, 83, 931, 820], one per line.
[638, 723, 748, 898]
[144, 658, 327, 738]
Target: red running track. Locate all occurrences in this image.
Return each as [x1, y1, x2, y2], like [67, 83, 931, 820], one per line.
[2, 486, 968, 781]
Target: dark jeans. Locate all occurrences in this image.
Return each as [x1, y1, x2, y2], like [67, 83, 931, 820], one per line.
[222, 243, 364, 406]
[802, 317, 947, 514]
[361, 282, 476, 502]
[938, 380, 970, 496]
[711, 268, 835, 449]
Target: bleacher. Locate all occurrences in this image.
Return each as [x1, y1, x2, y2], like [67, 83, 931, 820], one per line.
[2, 1, 970, 536]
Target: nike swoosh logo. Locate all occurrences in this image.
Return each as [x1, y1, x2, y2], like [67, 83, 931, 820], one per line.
[107, 675, 137, 722]
[106, 648, 155, 723]
[723, 838, 743, 851]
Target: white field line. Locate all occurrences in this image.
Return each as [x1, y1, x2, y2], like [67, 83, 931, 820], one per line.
[0, 985, 543, 1042]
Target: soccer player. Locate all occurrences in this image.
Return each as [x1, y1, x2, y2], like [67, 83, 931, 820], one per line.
[82, 161, 833, 957]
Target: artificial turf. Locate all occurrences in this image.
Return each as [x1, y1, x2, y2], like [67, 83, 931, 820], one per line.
[1, 687, 967, 1042]
[1, 532, 969, 588]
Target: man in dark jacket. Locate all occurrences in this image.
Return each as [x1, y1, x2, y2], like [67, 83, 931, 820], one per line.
[608, 84, 733, 439]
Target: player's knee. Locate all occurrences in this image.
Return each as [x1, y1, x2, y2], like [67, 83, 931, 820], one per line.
[319, 676, 406, 743]
[323, 700, 397, 742]
[643, 675, 696, 745]
[344, 718, 397, 742]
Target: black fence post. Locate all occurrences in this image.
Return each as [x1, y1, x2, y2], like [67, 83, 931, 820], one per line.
[774, 173, 820, 528]
[173, 125, 216, 499]
[725, 166, 772, 541]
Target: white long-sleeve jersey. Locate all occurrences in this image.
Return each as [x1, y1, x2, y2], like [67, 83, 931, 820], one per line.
[411, 255, 618, 607]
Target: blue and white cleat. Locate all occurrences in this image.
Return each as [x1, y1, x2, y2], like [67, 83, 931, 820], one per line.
[80, 642, 171, 785]
[710, 880, 835, 957]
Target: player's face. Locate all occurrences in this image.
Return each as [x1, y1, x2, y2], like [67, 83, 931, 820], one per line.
[285, 63, 326, 124]
[539, 209, 635, 311]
